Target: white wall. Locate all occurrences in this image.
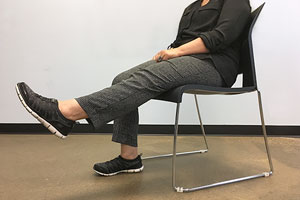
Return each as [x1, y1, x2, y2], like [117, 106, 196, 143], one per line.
[0, 0, 299, 125]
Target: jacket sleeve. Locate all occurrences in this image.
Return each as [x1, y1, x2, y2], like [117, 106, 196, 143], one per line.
[198, 0, 251, 52]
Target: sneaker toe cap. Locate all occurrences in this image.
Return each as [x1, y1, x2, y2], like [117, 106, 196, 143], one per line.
[17, 82, 30, 101]
[93, 163, 109, 174]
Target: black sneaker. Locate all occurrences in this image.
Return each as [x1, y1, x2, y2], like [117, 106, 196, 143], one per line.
[15, 82, 75, 139]
[93, 155, 144, 176]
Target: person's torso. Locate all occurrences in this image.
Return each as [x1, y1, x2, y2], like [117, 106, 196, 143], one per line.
[174, 0, 223, 46]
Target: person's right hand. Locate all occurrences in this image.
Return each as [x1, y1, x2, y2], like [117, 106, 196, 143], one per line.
[152, 48, 181, 62]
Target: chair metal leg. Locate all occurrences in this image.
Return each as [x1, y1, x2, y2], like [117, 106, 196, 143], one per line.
[142, 99, 208, 160]
[145, 91, 274, 192]
[171, 91, 274, 192]
[194, 95, 209, 150]
[142, 150, 207, 160]
[172, 103, 181, 189]
[257, 90, 274, 172]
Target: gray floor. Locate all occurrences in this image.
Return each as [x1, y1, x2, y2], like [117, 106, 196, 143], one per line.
[0, 134, 299, 200]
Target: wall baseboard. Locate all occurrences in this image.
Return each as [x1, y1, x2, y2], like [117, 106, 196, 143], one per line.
[0, 123, 299, 136]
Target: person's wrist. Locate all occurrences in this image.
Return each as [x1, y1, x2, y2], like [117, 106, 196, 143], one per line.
[174, 48, 183, 57]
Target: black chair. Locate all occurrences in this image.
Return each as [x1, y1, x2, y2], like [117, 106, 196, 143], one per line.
[143, 3, 273, 192]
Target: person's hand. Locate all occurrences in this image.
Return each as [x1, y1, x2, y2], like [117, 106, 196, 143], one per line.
[152, 48, 181, 62]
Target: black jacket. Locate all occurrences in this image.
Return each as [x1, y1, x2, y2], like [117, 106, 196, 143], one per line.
[170, 0, 251, 87]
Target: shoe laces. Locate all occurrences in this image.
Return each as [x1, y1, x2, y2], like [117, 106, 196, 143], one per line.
[35, 93, 56, 103]
[104, 157, 128, 172]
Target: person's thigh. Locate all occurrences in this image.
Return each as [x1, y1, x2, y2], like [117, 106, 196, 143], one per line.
[138, 56, 224, 88]
[112, 60, 156, 84]
[113, 56, 223, 87]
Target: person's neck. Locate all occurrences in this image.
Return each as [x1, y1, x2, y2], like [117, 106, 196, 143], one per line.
[201, 0, 210, 7]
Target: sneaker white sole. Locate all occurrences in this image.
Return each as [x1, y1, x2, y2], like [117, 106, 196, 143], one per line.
[15, 85, 67, 139]
[94, 165, 144, 177]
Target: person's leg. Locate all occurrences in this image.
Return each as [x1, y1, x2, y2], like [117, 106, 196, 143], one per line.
[58, 99, 88, 121]
[109, 61, 157, 149]
[112, 110, 139, 158]
[16, 56, 224, 176]
[87, 57, 225, 176]
[62, 61, 155, 175]
[75, 57, 224, 132]
[121, 144, 138, 160]
[83, 57, 223, 175]
[92, 61, 148, 175]
[109, 60, 162, 159]
[17, 57, 223, 140]
[53, 57, 224, 142]
[58, 60, 156, 123]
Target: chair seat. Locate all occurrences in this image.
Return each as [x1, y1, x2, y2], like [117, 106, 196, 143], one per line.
[154, 84, 257, 103]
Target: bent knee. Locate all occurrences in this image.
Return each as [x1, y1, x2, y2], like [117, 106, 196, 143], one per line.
[112, 73, 128, 85]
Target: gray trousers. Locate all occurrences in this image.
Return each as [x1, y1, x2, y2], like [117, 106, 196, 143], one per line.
[76, 56, 224, 147]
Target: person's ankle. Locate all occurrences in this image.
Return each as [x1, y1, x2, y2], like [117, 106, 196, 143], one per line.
[58, 101, 75, 121]
[59, 99, 88, 121]
[120, 153, 138, 160]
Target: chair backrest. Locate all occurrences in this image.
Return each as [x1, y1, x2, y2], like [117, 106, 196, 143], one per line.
[238, 3, 265, 88]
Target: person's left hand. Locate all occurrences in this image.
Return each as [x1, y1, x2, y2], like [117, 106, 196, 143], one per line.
[152, 48, 181, 62]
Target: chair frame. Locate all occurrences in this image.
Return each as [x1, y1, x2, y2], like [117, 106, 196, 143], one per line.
[143, 3, 273, 192]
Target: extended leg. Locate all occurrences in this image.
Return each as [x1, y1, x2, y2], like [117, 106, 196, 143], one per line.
[76, 57, 223, 131]
[16, 58, 223, 142]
